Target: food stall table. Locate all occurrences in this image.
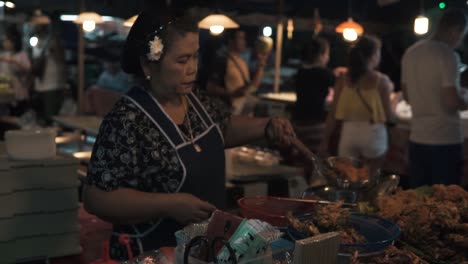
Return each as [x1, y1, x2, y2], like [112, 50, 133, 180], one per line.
[52, 115, 103, 137]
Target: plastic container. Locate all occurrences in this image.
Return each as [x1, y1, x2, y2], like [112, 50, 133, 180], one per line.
[287, 213, 401, 257]
[5, 128, 57, 160]
[237, 196, 318, 227]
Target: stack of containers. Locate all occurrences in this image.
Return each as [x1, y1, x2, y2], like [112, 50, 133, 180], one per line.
[0, 155, 81, 263]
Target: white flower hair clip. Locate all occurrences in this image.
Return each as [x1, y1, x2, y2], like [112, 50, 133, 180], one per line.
[147, 36, 164, 61]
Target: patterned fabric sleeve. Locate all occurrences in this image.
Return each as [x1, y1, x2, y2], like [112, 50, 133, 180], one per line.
[86, 101, 145, 191]
[196, 90, 232, 132]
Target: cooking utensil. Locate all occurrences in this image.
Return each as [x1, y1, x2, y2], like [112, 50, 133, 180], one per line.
[289, 137, 329, 182]
[273, 196, 356, 207]
[302, 185, 359, 204]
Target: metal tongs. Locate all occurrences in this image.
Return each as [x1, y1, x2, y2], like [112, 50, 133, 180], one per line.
[289, 136, 330, 181]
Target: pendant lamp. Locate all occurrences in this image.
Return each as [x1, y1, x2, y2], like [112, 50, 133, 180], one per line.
[199, 14, 239, 36]
[0, 1, 15, 8]
[29, 9, 50, 24]
[414, 0, 429, 35]
[124, 15, 138, 28]
[74, 12, 103, 32]
[335, 0, 363, 42]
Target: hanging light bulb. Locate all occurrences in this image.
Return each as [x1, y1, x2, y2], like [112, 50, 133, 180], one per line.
[343, 28, 358, 42]
[263, 26, 272, 37]
[414, 0, 429, 35]
[414, 15, 429, 35]
[29, 36, 39, 47]
[0, 1, 15, 8]
[74, 12, 103, 32]
[287, 18, 294, 40]
[209, 25, 224, 35]
[82, 20, 96, 32]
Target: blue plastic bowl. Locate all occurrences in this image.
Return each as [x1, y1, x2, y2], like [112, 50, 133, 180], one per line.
[287, 213, 400, 257]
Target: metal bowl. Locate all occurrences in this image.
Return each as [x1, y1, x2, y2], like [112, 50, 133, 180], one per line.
[301, 185, 359, 204]
[325, 156, 378, 190]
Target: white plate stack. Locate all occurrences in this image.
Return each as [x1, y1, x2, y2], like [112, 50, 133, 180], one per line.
[0, 154, 81, 263]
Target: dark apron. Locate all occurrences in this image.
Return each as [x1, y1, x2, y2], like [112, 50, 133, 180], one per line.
[111, 87, 226, 259]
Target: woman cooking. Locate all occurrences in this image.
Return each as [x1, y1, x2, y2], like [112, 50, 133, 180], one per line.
[82, 11, 295, 260]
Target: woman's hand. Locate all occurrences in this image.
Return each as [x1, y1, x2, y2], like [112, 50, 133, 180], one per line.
[167, 193, 216, 225]
[265, 117, 296, 147]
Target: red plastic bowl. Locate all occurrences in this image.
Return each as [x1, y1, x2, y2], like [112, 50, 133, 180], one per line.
[237, 196, 318, 227]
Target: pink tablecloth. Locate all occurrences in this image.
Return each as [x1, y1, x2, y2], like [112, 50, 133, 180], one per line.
[51, 205, 112, 264]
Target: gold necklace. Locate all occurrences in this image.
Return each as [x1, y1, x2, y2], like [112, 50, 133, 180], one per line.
[182, 97, 202, 153]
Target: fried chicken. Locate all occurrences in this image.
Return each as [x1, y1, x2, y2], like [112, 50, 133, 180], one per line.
[376, 185, 468, 262]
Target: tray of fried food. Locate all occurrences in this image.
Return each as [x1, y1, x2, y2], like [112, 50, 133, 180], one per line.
[349, 245, 429, 264]
[285, 201, 400, 257]
[376, 184, 468, 263]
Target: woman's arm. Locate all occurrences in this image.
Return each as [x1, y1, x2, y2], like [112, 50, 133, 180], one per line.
[223, 116, 295, 148]
[378, 74, 396, 122]
[249, 53, 267, 89]
[82, 185, 215, 225]
[223, 116, 269, 148]
[12, 53, 31, 73]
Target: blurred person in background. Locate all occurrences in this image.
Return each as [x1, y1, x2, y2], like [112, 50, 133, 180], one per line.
[31, 23, 66, 125]
[320, 35, 394, 178]
[0, 25, 32, 116]
[206, 29, 268, 115]
[95, 54, 132, 94]
[292, 37, 335, 153]
[401, 8, 468, 187]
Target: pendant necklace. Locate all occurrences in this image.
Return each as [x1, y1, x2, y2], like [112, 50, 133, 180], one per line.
[182, 97, 202, 153]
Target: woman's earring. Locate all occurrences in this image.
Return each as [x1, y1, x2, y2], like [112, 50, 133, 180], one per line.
[146, 75, 151, 81]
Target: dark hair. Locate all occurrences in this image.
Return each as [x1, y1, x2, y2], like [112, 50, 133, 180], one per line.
[5, 25, 22, 52]
[302, 37, 329, 64]
[347, 35, 381, 84]
[437, 8, 467, 32]
[121, 11, 198, 77]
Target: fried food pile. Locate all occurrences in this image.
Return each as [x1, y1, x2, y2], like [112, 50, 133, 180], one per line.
[376, 184, 468, 262]
[286, 202, 366, 244]
[328, 157, 370, 183]
[350, 246, 428, 264]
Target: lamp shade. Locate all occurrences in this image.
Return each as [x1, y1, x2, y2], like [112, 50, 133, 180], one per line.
[335, 18, 364, 35]
[198, 14, 239, 29]
[124, 15, 138, 28]
[29, 9, 50, 24]
[74, 12, 103, 24]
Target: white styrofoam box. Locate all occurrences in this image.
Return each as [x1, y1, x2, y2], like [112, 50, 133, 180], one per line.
[5, 129, 57, 161]
[0, 208, 80, 242]
[0, 232, 81, 264]
[0, 186, 79, 218]
[0, 155, 79, 194]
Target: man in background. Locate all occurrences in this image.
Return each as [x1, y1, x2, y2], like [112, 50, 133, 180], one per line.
[401, 8, 468, 187]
